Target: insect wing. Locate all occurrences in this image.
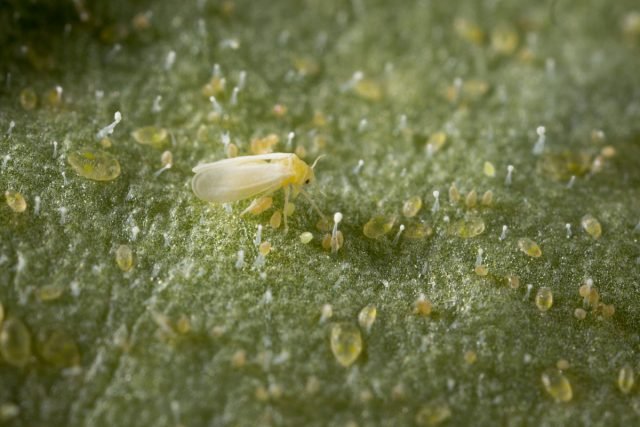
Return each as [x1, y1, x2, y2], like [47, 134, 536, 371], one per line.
[192, 153, 294, 174]
[192, 159, 292, 202]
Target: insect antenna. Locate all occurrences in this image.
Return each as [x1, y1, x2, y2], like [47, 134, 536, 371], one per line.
[311, 154, 327, 170]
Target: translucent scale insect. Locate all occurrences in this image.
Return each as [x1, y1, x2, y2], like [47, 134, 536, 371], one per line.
[192, 153, 324, 231]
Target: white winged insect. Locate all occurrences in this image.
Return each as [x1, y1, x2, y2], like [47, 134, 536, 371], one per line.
[192, 153, 324, 231]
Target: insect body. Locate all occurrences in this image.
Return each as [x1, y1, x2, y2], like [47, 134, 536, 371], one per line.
[192, 153, 323, 231]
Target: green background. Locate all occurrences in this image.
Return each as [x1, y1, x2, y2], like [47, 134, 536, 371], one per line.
[1, 0, 640, 425]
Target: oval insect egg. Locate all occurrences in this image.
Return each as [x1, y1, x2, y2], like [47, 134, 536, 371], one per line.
[464, 79, 490, 99]
[0, 317, 32, 368]
[404, 223, 433, 240]
[358, 305, 377, 332]
[491, 26, 519, 55]
[319, 234, 329, 249]
[483, 161, 496, 177]
[284, 202, 295, 216]
[579, 280, 599, 308]
[305, 376, 321, 395]
[259, 241, 272, 256]
[43, 85, 63, 107]
[600, 145, 616, 158]
[426, 131, 447, 153]
[581, 214, 602, 239]
[270, 210, 282, 229]
[454, 18, 484, 45]
[115, 245, 134, 272]
[294, 145, 307, 159]
[622, 11, 640, 37]
[474, 248, 488, 276]
[316, 217, 331, 232]
[481, 190, 493, 206]
[293, 56, 320, 77]
[465, 189, 478, 208]
[391, 383, 406, 401]
[320, 304, 333, 322]
[402, 196, 423, 218]
[322, 231, 343, 251]
[231, 349, 246, 368]
[36, 285, 64, 302]
[160, 150, 173, 168]
[329, 323, 362, 367]
[131, 126, 168, 148]
[586, 288, 600, 308]
[196, 125, 211, 142]
[202, 73, 226, 97]
[601, 303, 615, 318]
[68, 148, 121, 181]
[226, 143, 238, 158]
[578, 281, 591, 297]
[618, 365, 635, 394]
[354, 78, 382, 101]
[449, 182, 460, 204]
[37, 328, 80, 368]
[132, 11, 152, 30]
[19, 88, 38, 110]
[464, 350, 478, 365]
[541, 369, 573, 402]
[414, 295, 432, 316]
[176, 315, 191, 334]
[517, 238, 542, 258]
[573, 308, 587, 320]
[507, 274, 520, 289]
[363, 215, 396, 239]
[254, 385, 269, 402]
[455, 215, 485, 238]
[535, 287, 553, 311]
[415, 400, 452, 426]
[0, 402, 19, 421]
[272, 103, 288, 117]
[299, 231, 313, 244]
[154, 151, 174, 177]
[250, 133, 279, 155]
[474, 265, 488, 276]
[5, 191, 27, 213]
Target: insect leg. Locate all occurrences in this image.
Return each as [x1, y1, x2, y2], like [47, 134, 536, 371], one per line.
[300, 188, 326, 220]
[283, 185, 290, 234]
[240, 196, 273, 216]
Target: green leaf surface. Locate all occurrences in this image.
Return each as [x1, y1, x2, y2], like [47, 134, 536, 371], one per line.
[1, 0, 640, 425]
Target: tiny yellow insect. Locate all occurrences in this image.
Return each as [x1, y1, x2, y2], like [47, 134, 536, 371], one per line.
[192, 153, 324, 231]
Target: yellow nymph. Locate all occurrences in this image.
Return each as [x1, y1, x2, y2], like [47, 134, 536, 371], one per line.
[192, 153, 323, 231]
